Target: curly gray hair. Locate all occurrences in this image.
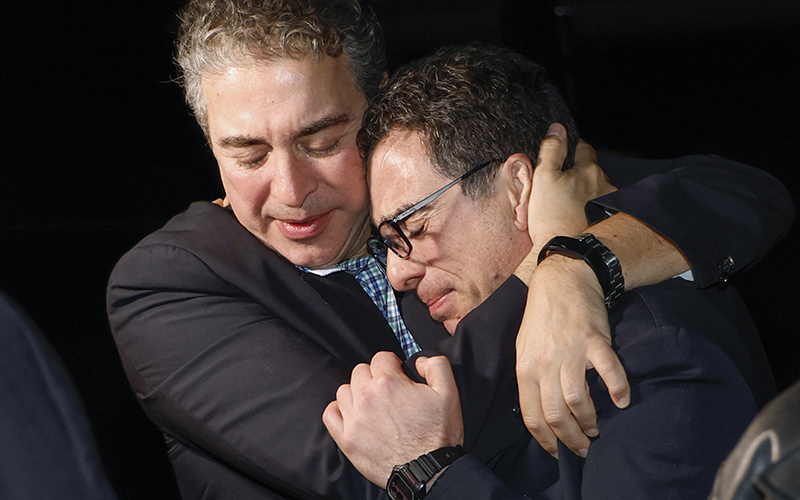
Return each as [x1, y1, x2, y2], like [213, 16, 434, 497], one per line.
[176, 0, 386, 137]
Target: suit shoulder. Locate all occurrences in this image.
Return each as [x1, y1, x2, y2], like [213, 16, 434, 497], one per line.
[612, 280, 775, 406]
[134, 202, 251, 251]
[110, 202, 288, 282]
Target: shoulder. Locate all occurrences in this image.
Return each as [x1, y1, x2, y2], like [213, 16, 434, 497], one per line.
[611, 279, 775, 406]
[109, 202, 292, 290]
[456, 276, 528, 332]
[128, 202, 261, 256]
[598, 153, 739, 170]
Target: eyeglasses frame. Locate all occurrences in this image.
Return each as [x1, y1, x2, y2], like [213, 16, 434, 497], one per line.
[368, 158, 502, 266]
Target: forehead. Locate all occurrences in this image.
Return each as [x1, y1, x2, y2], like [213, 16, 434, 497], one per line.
[368, 130, 446, 222]
[202, 55, 366, 141]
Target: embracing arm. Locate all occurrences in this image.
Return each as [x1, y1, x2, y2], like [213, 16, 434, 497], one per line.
[592, 152, 794, 287]
[514, 124, 793, 457]
[107, 212, 385, 500]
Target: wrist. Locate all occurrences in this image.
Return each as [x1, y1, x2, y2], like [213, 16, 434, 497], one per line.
[425, 465, 450, 493]
[536, 253, 604, 298]
[387, 446, 464, 500]
[537, 233, 625, 307]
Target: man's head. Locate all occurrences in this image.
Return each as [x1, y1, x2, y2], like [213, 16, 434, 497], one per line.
[175, 0, 387, 268]
[362, 43, 578, 331]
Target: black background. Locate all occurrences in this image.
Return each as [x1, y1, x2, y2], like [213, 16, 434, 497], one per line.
[1, 1, 798, 498]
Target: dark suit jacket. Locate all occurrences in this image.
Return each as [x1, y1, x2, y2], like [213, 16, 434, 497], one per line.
[425, 277, 775, 500]
[107, 155, 792, 499]
[1, 292, 118, 500]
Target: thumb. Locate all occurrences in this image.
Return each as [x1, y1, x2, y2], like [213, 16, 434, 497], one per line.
[536, 123, 569, 172]
[415, 356, 458, 395]
[322, 401, 344, 440]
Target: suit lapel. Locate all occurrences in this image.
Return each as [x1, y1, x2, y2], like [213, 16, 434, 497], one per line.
[301, 271, 404, 359]
[188, 204, 386, 366]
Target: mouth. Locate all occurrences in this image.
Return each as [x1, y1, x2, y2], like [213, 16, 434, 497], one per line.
[423, 290, 453, 320]
[274, 211, 333, 240]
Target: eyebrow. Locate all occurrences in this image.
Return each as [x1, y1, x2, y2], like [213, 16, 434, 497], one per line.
[297, 113, 351, 138]
[216, 113, 352, 149]
[217, 135, 267, 148]
[383, 202, 436, 225]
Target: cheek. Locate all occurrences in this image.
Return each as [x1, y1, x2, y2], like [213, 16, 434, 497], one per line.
[220, 167, 271, 213]
[324, 159, 369, 208]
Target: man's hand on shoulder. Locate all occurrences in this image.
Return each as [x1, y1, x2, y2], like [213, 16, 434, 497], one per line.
[323, 352, 464, 487]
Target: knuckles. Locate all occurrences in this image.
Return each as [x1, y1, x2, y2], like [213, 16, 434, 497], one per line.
[543, 410, 570, 429]
[563, 389, 584, 407]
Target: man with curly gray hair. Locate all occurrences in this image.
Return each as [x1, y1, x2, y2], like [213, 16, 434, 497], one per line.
[106, 1, 792, 498]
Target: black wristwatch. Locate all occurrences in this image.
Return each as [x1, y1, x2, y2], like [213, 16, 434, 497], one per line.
[537, 233, 625, 307]
[386, 445, 464, 500]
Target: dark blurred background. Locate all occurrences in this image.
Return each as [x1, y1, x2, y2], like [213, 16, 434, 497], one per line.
[1, 1, 798, 497]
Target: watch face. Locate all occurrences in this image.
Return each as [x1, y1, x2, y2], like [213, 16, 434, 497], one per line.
[387, 466, 424, 500]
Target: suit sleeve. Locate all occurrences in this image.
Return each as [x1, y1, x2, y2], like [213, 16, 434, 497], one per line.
[572, 284, 763, 500]
[594, 154, 794, 288]
[108, 240, 385, 500]
[425, 281, 768, 500]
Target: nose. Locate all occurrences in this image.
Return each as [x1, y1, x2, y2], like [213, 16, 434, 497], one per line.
[271, 152, 318, 208]
[386, 251, 425, 292]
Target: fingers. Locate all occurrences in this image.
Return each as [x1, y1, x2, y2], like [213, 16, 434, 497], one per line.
[322, 400, 343, 440]
[535, 123, 569, 172]
[561, 369, 598, 439]
[415, 356, 457, 395]
[349, 362, 373, 388]
[572, 141, 615, 197]
[538, 372, 591, 457]
[368, 351, 403, 378]
[517, 376, 559, 458]
[588, 342, 631, 408]
[574, 139, 598, 166]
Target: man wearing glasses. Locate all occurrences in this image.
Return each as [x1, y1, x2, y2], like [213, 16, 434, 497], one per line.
[107, 1, 792, 498]
[324, 43, 779, 499]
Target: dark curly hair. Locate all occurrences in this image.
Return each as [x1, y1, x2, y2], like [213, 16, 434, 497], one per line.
[359, 42, 579, 199]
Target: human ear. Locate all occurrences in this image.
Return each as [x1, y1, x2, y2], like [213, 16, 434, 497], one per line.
[501, 153, 534, 232]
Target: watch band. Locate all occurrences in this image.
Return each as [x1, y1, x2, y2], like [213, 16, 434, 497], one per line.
[537, 233, 625, 307]
[386, 445, 464, 500]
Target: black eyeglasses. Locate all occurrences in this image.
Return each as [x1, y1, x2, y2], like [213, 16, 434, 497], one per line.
[368, 159, 501, 267]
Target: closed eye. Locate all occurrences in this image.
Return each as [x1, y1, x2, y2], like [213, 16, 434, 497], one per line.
[237, 151, 269, 169]
[404, 219, 427, 239]
[302, 140, 340, 158]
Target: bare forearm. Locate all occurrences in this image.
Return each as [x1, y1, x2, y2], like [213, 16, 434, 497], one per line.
[514, 211, 689, 291]
[588, 212, 690, 291]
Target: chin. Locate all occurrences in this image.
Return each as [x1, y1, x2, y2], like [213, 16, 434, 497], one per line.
[443, 318, 460, 335]
[271, 241, 340, 268]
